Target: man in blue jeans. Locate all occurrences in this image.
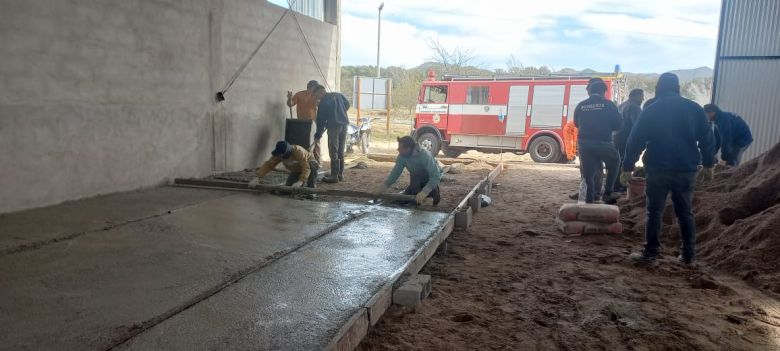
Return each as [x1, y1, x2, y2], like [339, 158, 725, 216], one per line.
[620, 73, 716, 265]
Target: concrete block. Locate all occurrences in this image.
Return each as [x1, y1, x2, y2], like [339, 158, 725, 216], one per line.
[435, 241, 449, 256]
[393, 274, 432, 309]
[469, 195, 481, 213]
[365, 284, 392, 326]
[455, 207, 473, 229]
[325, 308, 369, 351]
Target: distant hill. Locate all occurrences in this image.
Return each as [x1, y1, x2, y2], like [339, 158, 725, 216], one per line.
[669, 66, 714, 82]
[546, 66, 714, 104]
[559, 66, 713, 83]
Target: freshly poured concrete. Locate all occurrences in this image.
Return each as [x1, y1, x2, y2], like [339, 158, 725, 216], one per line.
[0, 192, 367, 350]
[0, 187, 235, 255]
[0, 188, 451, 351]
[119, 207, 450, 350]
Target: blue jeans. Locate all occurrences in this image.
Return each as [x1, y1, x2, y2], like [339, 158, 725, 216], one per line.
[644, 171, 697, 259]
[579, 141, 619, 203]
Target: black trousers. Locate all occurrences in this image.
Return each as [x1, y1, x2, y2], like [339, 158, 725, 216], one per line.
[644, 171, 697, 259]
[403, 171, 441, 204]
[327, 124, 347, 171]
[579, 141, 619, 203]
[285, 160, 319, 188]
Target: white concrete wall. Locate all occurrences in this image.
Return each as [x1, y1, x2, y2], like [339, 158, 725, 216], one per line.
[0, 0, 339, 213]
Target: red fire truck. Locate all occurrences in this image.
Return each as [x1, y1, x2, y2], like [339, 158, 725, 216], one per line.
[412, 70, 626, 163]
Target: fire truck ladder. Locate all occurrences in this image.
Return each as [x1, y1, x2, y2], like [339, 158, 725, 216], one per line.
[441, 72, 622, 82]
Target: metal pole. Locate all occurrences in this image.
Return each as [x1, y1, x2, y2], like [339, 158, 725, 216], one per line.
[386, 79, 392, 135]
[356, 76, 362, 125]
[376, 3, 384, 78]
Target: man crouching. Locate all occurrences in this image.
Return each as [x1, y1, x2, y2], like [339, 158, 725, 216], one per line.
[375, 136, 442, 205]
[249, 141, 319, 188]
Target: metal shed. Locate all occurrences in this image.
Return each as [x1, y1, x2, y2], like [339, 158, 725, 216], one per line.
[712, 0, 780, 161]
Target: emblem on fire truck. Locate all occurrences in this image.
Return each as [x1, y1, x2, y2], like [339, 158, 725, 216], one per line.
[433, 114, 441, 123]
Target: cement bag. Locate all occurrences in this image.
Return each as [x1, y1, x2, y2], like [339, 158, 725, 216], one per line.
[557, 203, 620, 223]
[556, 219, 623, 235]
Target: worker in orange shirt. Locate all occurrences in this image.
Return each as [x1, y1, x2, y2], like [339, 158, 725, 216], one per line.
[563, 119, 578, 162]
[287, 80, 321, 161]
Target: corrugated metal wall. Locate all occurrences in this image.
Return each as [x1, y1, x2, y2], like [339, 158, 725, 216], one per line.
[268, 0, 325, 21]
[290, 0, 325, 21]
[714, 60, 780, 161]
[720, 0, 780, 56]
[713, 0, 780, 161]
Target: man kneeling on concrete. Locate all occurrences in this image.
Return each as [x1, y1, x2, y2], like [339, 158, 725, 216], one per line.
[375, 136, 442, 205]
[249, 141, 319, 188]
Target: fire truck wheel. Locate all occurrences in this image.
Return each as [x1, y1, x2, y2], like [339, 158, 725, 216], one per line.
[417, 132, 442, 156]
[529, 136, 562, 163]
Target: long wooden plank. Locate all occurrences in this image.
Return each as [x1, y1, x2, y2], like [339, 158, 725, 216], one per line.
[172, 178, 416, 203]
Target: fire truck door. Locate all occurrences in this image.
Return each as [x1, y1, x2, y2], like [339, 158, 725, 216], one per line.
[505, 85, 529, 135]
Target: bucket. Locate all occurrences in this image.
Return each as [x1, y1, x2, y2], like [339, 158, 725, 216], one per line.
[628, 178, 646, 200]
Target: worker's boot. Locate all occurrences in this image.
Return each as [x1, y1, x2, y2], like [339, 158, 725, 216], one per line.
[629, 250, 658, 266]
[338, 159, 345, 182]
[323, 159, 340, 183]
[602, 192, 621, 205]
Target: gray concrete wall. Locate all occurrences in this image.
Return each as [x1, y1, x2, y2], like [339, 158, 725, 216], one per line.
[0, 0, 339, 214]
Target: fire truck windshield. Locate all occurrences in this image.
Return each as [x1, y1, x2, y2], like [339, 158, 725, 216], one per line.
[422, 85, 447, 103]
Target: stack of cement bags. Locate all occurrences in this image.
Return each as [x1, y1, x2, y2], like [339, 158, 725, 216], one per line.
[556, 204, 622, 235]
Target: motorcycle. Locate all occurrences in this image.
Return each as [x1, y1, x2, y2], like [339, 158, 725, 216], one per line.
[346, 117, 372, 154]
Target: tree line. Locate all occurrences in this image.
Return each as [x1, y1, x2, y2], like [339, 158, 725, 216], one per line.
[340, 41, 713, 109]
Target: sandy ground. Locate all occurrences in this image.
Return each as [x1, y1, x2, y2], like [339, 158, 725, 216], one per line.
[358, 162, 780, 351]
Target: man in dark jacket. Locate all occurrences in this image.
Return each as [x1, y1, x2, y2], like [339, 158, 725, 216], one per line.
[703, 104, 753, 166]
[615, 89, 644, 161]
[314, 86, 351, 183]
[621, 73, 716, 265]
[573, 78, 622, 204]
[614, 89, 644, 191]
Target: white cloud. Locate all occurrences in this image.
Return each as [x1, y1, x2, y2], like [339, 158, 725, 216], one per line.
[341, 0, 721, 72]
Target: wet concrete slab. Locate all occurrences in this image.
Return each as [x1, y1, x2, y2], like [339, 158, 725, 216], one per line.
[0, 192, 368, 351]
[118, 206, 451, 351]
[0, 187, 235, 255]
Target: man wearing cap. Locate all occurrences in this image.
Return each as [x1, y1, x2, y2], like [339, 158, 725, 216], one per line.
[374, 136, 442, 205]
[573, 77, 622, 204]
[249, 140, 319, 188]
[703, 103, 753, 166]
[621, 73, 716, 265]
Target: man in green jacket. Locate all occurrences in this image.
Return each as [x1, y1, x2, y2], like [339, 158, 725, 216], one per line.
[375, 136, 442, 205]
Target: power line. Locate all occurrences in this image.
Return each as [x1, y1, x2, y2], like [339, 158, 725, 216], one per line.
[217, 0, 299, 101]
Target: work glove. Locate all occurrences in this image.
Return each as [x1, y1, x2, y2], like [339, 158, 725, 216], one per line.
[619, 171, 633, 187]
[415, 190, 430, 205]
[699, 167, 714, 183]
[373, 184, 389, 197]
[291, 181, 304, 188]
[248, 177, 260, 188]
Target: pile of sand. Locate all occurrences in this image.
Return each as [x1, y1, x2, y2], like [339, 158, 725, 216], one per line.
[620, 142, 780, 294]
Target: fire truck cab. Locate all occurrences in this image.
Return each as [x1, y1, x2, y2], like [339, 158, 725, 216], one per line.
[413, 70, 625, 162]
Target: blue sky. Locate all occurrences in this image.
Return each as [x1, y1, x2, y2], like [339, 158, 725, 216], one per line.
[338, 0, 722, 73]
